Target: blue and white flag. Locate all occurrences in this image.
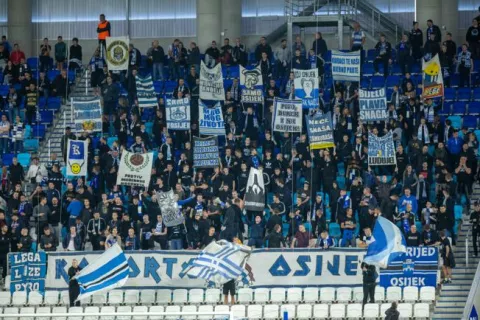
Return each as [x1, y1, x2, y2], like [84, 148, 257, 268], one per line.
[72, 99, 102, 133]
[363, 216, 407, 268]
[360, 88, 388, 122]
[199, 100, 225, 136]
[368, 131, 397, 166]
[184, 240, 252, 285]
[331, 50, 361, 82]
[240, 66, 263, 103]
[74, 243, 129, 301]
[294, 68, 319, 108]
[135, 74, 157, 108]
[166, 97, 191, 130]
[66, 140, 88, 176]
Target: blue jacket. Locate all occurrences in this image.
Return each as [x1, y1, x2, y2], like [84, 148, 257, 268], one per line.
[67, 200, 83, 217]
[62, 233, 83, 251]
[124, 236, 140, 250]
[447, 137, 463, 155]
[398, 194, 418, 214]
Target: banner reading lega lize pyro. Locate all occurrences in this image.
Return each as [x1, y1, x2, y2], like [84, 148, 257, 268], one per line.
[45, 249, 366, 289]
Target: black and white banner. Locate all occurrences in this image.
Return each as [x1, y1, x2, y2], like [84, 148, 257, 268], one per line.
[305, 112, 335, 150]
[156, 190, 184, 227]
[368, 132, 397, 166]
[166, 97, 190, 130]
[200, 61, 225, 101]
[193, 137, 220, 168]
[199, 100, 225, 136]
[240, 66, 264, 103]
[272, 98, 302, 133]
[360, 88, 388, 122]
[244, 168, 265, 212]
[117, 151, 154, 187]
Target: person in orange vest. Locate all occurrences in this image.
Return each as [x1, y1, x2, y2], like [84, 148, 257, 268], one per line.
[97, 14, 111, 56]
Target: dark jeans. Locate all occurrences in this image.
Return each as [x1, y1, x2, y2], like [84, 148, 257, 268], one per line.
[374, 57, 389, 76]
[473, 228, 480, 256]
[362, 282, 376, 305]
[459, 67, 471, 88]
[69, 280, 81, 307]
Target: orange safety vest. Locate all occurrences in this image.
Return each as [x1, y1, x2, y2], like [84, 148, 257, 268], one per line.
[97, 21, 110, 40]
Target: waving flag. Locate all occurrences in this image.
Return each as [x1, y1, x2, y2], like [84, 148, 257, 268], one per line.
[136, 74, 157, 108]
[183, 240, 252, 285]
[363, 216, 407, 268]
[74, 243, 129, 301]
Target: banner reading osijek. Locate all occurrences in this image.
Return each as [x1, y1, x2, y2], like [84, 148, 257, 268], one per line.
[368, 131, 396, 166]
[359, 88, 388, 122]
[380, 246, 438, 287]
[423, 54, 444, 99]
[331, 50, 361, 82]
[166, 97, 190, 130]
[240, 66, 263, 103]
[105, 37, 129, 71]
[117, 151, 153, 187]
[46, 249, 367, 290]
[200, 61, 225, 101]
[10, 252, 47, 293]
[306, 112, 335, 149]
[66, 140, 88, 176]
[72, 99, 102, 133]
[199, 101, 225, 136]
[293, 68, 319, 108]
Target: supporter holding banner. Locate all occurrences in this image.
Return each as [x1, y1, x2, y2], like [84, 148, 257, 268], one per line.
[156, 190, 184, 227]
[368, 132, 397, 166]
[200, 61, 225, 101]
[244, 168, 266, 212]
[116, 151, 153, 187]
[272, 98, 302, 133]
[422, 54, 444, 99]
[331, 50, 361, 82]
[72, 99, 102, 133]
[135, 74, 157, 108]
[359, 88, 388, 122]
[105, 36, 129, 71]
[66, 140, 88, 176]
[199, 101, 225, 136]
[10, 252, 47, 293]
[166, 97, 191, 130]
[293, 68, 319, 108]
[306, 112, 335, 149]
[240, 66, 264, 103]
[380, 246, 438, 287]
[193, 137, 220, 168]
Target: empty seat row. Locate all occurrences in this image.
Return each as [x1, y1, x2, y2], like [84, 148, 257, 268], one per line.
[1, 286, 435, 307]
[0, 303, 431, 319]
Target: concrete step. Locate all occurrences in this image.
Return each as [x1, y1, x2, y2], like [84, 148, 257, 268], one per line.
[437, 296, 467, 302]
[435, 301, 467, 308]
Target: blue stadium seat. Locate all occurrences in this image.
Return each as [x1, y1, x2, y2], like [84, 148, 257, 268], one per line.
[366, 49, 376, 62]
[370, 76, 385, 89]
[444, 88, 456, 102]
[469, 102, 480, 115]
[31, 125, 46, 138]
[410, 63, 421, 74]
[23, 139, 38, 152]
[329, 223, 341, 238]
[153, 81, 163, 94]
[452, 101, 466, 115]
[360, 77, 370, 89]
[474, 88, 480, 101]
[145, 122, 153, 135]
[39, 110, 54, 125]
[412, 75, 422, 87]
[47, 97, 62, 111]
[324, 50, 332, 63]
[27, 57, 38, 71]
[229, 66, 240, 79]
[447, 115, 462, 130]
[164, 81, 177, 94]
[438, 102, 451, 115]
[107, 136, 118, 148]
[463, 115, 478, 129]
[362, 63, 374, 76]
[457, 88, 471, 101]
[450, 74, 459, 87]
[2, 153, 14, 166]
[17, 153, 31, 168]
[385, 75, 400, 88]
[47, 70, 60, 81]
[391, 64, 402, 75]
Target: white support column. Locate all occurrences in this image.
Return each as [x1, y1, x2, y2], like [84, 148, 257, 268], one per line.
[8, 0, 32, 57]
[196, 0, 221, 52]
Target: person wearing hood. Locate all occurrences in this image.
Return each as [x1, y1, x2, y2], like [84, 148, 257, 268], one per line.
[384, 302, 400, 320]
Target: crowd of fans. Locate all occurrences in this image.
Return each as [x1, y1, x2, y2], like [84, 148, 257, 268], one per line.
[0, 13, 476, 289]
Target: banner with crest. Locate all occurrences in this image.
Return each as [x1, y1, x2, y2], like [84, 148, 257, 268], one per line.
[105, 37, 129, 71]
[71, 98, 102, 133]
[240, 66, 263, 103]
[166, 97, 191, 130]
[117, 151, 153, 187]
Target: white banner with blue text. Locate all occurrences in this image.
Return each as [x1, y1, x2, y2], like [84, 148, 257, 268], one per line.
[199, 100, 226, 136]
[368, 132, 397, 166]
[166, 97, 191, 130]
[359, 88, 388, 122]
[331, 50, 361, 82]
[45, 249, 366, 290]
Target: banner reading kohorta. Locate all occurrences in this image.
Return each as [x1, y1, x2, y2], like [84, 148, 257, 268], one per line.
[293, 68, 319, 108]
[166, 97, 191, 130]
[331, 50, 361, 82]
[359, 88, 388, 122]
[200, 61, 225, 101]
[368, 131, 397, 166]
[199, 100, 225, 136]
[423, 54, 444, 99]
[116, 151, 153, 187]
[105, 36, 129, 71]
[72, 99, 102, 133]
[272, 98, 302, 133]
[240, 66, 263, 103]
[66, 140, 88, 176]
[135, 74, 157, 108]
[306, 112, 335, 149]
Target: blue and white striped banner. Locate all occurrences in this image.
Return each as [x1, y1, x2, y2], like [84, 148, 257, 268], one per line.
[135, 74, 157, 108]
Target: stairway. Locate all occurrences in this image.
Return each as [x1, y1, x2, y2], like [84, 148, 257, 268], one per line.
[432, 183, 480, 320]
[38, 70, 94, 165]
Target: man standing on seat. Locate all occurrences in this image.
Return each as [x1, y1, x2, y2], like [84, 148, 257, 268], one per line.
[97, 14, 111, 58]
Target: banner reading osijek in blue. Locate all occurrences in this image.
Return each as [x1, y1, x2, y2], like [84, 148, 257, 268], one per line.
[331, 50, 361, 82]
[359, 88, 388, 122]
[10, 252, 47, 293]
[166, 97, 191, 130]
[199, 100, 225, 136]
[368, 131, 396, 166]
[46, 249, 366, 290]
[380, 246, 438, 287]
[293, 68, 319, 108]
